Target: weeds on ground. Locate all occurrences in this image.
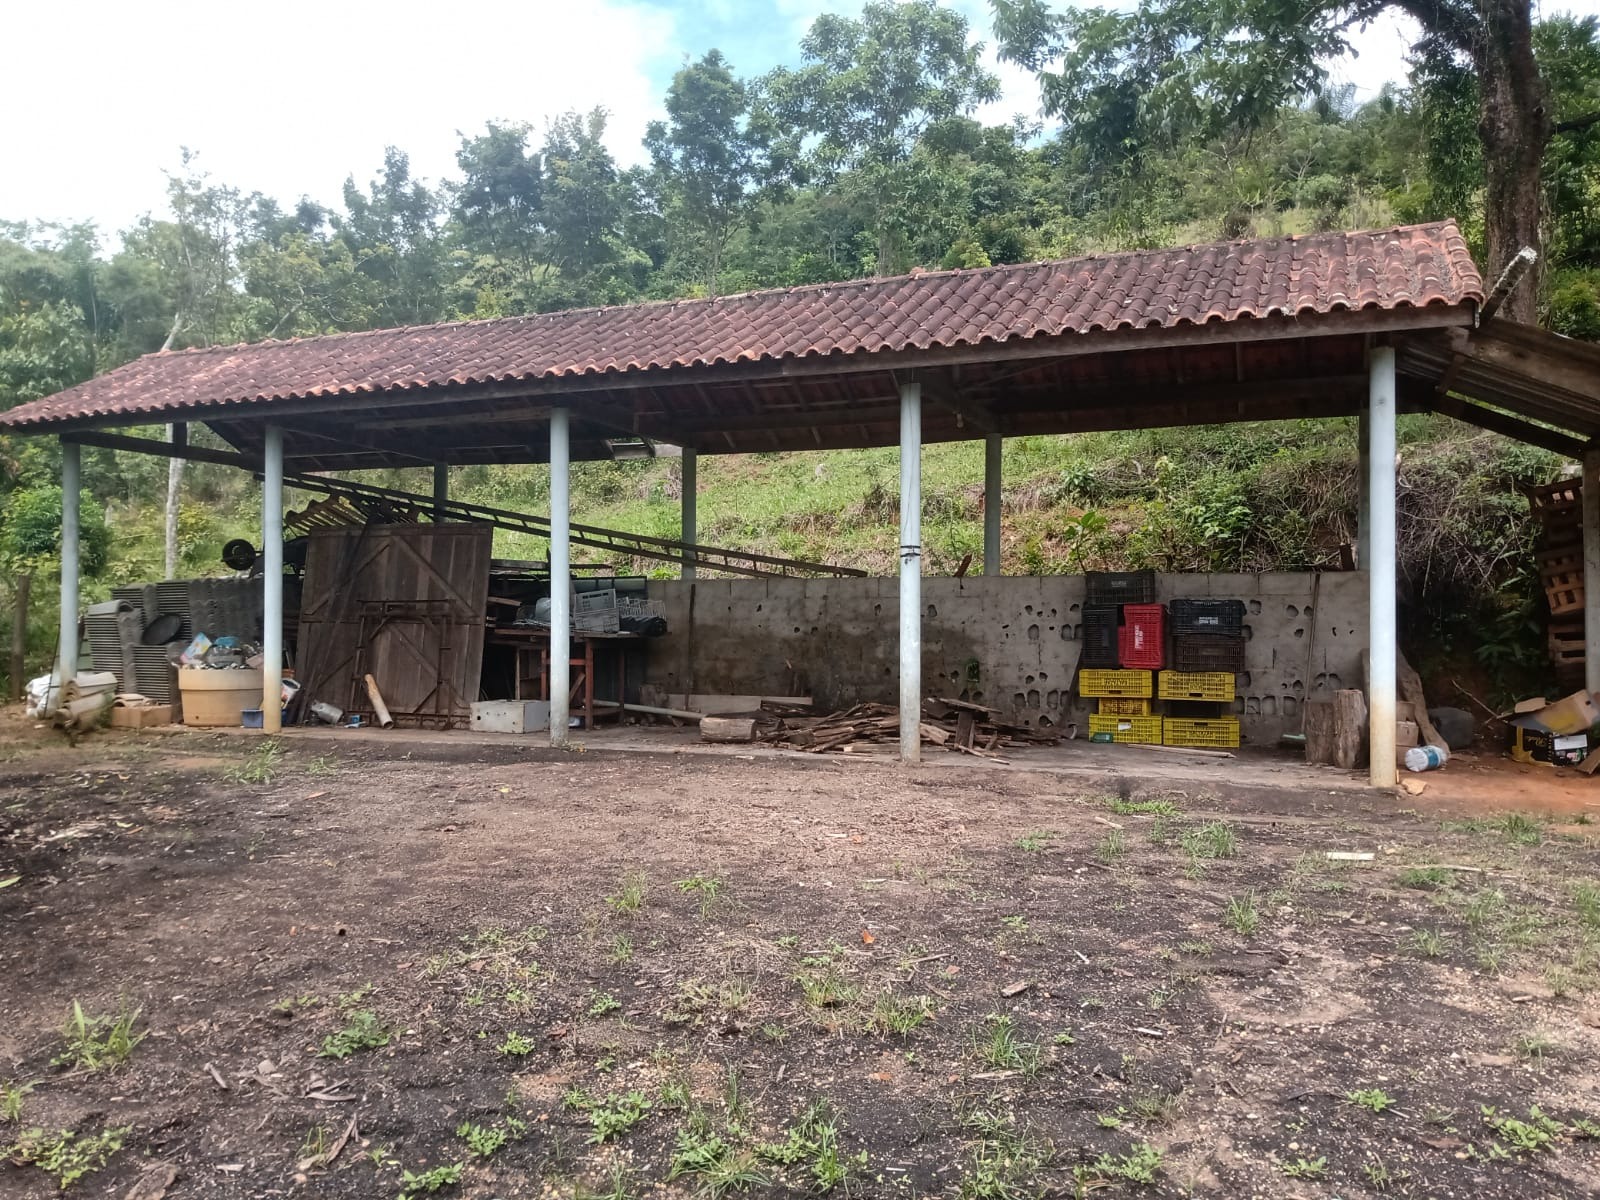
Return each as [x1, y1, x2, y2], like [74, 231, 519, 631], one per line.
[52, 1001, 142, 1071]
[2, 1081, 33, 1123]
[457, 1119, 519, 1158]
[586, 1091, 651, 1144]
[867, 992, 936, 1035]
[957, 1106, 1048, 1199]
[754, 1099, 866, 1193]
[1398, 866, 1451, 889]
[676, 874, 726, 918]
[606, 871, 647, 916]
[1514, 1029, 1557, 1065]
[1349, 1088, 1395, 1114]
[500, 1030, 535, 1057]
[588, 991, 622, 1017]
[1104, 796, 1179, 817]
[1481, 1105, 1562, 1154]
[319, 1010, 390, 1059]
[305, 754, 339, 775]
[971, 1014, 1043, 1076]
[1282, 1156, 1327, 1179]
[1223, 892, 1260, 936]
[1096, 829, 1127, 863]
[1411, 929, 1447, 958]
[5, 1125, 130, 1188]
[574, 1162, 637, 1200]
[608, 934, 634, 964]
[398, 1162, 463, 1198]
[796, 965, 860, 1013]
[1182, 820, 1238, 860]
[224, 738, 282, 785]
[1015, 830, 1055, 852]
[1075, 1141, 1162, 1188]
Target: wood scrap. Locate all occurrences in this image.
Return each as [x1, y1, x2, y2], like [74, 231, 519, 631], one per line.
[700, 717, 756, 743]
[753, 698, 1055, 758]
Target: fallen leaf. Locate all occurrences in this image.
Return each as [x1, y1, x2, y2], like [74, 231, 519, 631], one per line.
[869, 1071, 893, 1082]
[860, 930, 875, 944]
[1001, 981, 1032, 997]
[0, 876, 20, 889]
[123, 1162, 178, 1200]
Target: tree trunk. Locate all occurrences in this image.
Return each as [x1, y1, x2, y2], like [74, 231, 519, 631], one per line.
[1476, 0, 1550, 324]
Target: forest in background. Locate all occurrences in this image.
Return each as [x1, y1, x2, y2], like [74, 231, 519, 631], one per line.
[4, 0, 1600, 702]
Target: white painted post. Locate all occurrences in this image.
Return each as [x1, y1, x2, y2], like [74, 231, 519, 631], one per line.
[1357, 405, 1370, 567]
[1367, 347, 1398, 787]
[681, 448, 698, 581]
[984, 433, 1002, 576]
[53, 439, 81, 709]
[262, 426, 284, 734]
[432, 463, 449, 522]
[549, 408, 571, 747]
[1583, 450, 1600, 697]
[899, 378, 923, 763]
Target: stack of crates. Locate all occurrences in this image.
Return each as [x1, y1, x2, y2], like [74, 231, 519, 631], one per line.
[1162, 598, 1246, 748]
[1075, 583, 1248, 749]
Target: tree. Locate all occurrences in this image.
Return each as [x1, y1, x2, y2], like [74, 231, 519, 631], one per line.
[765, 0, 999, 273]
[337, 148, 451, 327]
[537, 110, 645, 307]
[646, 51, 766, 295]
[453, 122, 545, 307]
[991, 0, 1559, 323]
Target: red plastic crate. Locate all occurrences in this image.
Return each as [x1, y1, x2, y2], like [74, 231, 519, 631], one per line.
[1117, 603, 1166, 669]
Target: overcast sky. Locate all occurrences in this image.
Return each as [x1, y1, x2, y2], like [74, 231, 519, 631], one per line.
[4, 0, 1595, 242]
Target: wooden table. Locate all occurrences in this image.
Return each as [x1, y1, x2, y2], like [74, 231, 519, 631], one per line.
[487, 626, 639, 730]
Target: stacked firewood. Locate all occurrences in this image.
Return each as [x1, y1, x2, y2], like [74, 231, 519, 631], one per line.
[754, 697, 1060, 760]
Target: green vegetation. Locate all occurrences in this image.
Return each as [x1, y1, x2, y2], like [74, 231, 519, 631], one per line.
[223, 739, 283, 786]
[398, 1162, 462, 1198]
[957, 1107, 1049, 1199]
[52, 1002, 141, 1071]
[586, 1091, 652, 1144]
[319, 1010, 391, 1059]
[606, 871, 648, 917]
[1224, 892, 1261, 936]
[498, 1031, 535, 1057]
[1075, 1141, 1163, 1188]
[1349, 1088, 1396, 1114]
[970, 1014, 1043, 1076]
[675, 874, 726, 918]
[5, 1125, 130, 1189]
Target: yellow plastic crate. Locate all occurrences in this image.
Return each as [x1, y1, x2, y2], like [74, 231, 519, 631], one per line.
[1089, 714, 1164, 744]
[1164, 717, 1240, 748]
[1156, 670, 1235, 702]
[1097, 697, 1152, 716]
[1078, 669, 1153, 698]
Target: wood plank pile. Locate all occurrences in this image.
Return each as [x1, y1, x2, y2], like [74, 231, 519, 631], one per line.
[753, 697, 1060, 760]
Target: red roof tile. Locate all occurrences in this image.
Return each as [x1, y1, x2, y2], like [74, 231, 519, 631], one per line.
[1, 222, 1482, 429]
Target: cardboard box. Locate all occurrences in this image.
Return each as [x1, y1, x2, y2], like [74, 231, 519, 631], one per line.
[470, 700, 550, 734]
[110, 703, 172, 729]
[1512, 727, 1589, 766]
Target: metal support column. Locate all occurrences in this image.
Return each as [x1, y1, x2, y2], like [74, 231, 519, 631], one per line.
[549, 408, 571, 747]
[262, 427, 284, 734]
[1357, 405, 1370, 567]
[984, 433, 1002, 576]
[1367, 348, 1397, 787]
[1584, 450, 1600, 696]
[432, 464, 449, 522]
[899, 378, 922, 763]
[681, 449, 698, 580]
[53, 439, 81, 709]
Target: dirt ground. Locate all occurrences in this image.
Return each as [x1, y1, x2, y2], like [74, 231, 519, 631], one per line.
[2, 719, 1598, 1200]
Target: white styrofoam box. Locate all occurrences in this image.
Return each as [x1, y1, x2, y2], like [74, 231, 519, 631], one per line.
[471, 700, 550, 734]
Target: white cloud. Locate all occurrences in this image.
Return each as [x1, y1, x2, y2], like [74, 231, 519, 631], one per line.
[0, 0, 678, 238]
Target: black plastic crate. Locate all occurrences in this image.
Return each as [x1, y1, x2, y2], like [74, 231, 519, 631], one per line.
[1168, 598, 1246, 637]
[1171, 634, 1246, 673]
[1085, 569, 1156, 606]
[1080, 605, 1120, 668]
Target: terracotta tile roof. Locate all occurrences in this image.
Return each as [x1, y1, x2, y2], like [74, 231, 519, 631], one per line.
[1, 222, 1481, 430]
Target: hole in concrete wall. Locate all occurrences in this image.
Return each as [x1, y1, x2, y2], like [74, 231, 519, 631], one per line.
[1027, 624, 1040, 641]
[1038, 670, 1048, 681]
[885, 667, 893, 676]
[1243, 625, 1254, 640]
[1246, 697, 1260, 714]
[1293, 628, 1304, 639]
[1261, 696, 1277, 715]
[1285, 604, 1299, 618]
[927, 604, 938, 618]
[1304, 605, 1314, 618]
[1231, 698, 1245, 714]
[1069, 603, 1080, 614]
[1283, 696, 1298, 716]
[1026, 674, 1035, 685]
[1049, 608, 1058, 618]
[1046, 689, 1060, 707]
[756, 603, 762, 612]
[1239, 672, 1252, 688]
[1025, 605, 1034, 615]
[1013, 692, 1026, 707]
[1026, 689, 1040, 708]
[794, 627, 802, 634]
[1248, 599, 1262, 614]
[1314, 673, 1343, 690]
[950, 671, 960, 684]
[1330, 625, 1339, 636]
[1039, 714, 1054, 728]
[1064, 625, 1078, 640]
[971, 691, 984, 704]
[874, 604, 882, 617]
[1290, 679, 1304, 697]
[810, 626, 819, 635]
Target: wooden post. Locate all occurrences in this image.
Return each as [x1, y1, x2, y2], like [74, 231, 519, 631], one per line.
[8, 572, 30, 703]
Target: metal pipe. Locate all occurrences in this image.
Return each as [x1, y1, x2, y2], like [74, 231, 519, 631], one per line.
[10, 572, 30, 704]
[432, 463, 449, 522]
[1584, 450, 1600, 697]
[591, 699, 705, 721]
[899, 378, 923, 763]
[53, 439, 81, 711]
[682, 448, 698, 581]
[262, 426, 284, 734]
[1357, 405, 1370, 568]
[549, 407, 571, 747]
[984, 433, 1002, 576]
[1367, 347, 1397, 787]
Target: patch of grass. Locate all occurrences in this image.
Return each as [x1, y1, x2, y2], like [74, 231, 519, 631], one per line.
[1348, 1088, 1395, 1114]
[587, 1091, 651, 1144]
[1496, 812, 1543, 846]
[52, 1001, 142, 1071]
[1398, 866, 1451, 889]
[499, 1030, 535, 1057]
[608, 934, 634, 964]
[2, 1081, 34, 1123]
[1014, 830, 1054, 852]
[588, 991, 622, 1017]
[1095, 829, 1127, 863]
[1411, 928, 1447, 958]
[1481, 1105, 1562, 1154]
[398, 1162, 462, 1198]
[672, 1127, 768, 1197]
[1514, 1029, 1556, 1065]
[606, 871, 648, 917]
[719, 978, 754, 1013]
[319, 1010, 390, 1059]
[223, 738, 283, 785]
[1104, 796, 1179, 817]
[1075, 1141, 1162, 1187]
[1223, 891, 1260, 936]
[305, 753, 339, 775]
[867, 992, 936, 1036]
[5, 1125, 130, 1189]
[1282, 1156, 1327, 1179]
[1131, 1090, 1181, 1124]
[957, 1106, 1048, 1199]
[971, 1014, 1042, 1076]
[676, 874, 726, 918]
[1181, 820, 1238, 860]
[1000, 914, 1028, 932]
[1573, 881, 1600, 929]
[796, 965, 860, 1012]
[658, 1078, 692, 1111]
[574, 1162, 637, 1200]
[456, 1120, 509, 1158]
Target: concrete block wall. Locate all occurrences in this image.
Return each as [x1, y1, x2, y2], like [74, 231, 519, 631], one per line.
[643, 572, 1368, 745]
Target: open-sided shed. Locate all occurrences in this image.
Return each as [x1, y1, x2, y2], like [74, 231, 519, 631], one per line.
[7, 220, 1600, 785]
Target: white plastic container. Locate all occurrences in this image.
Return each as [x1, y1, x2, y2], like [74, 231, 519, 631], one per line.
[1404, 744, 1449, 772]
